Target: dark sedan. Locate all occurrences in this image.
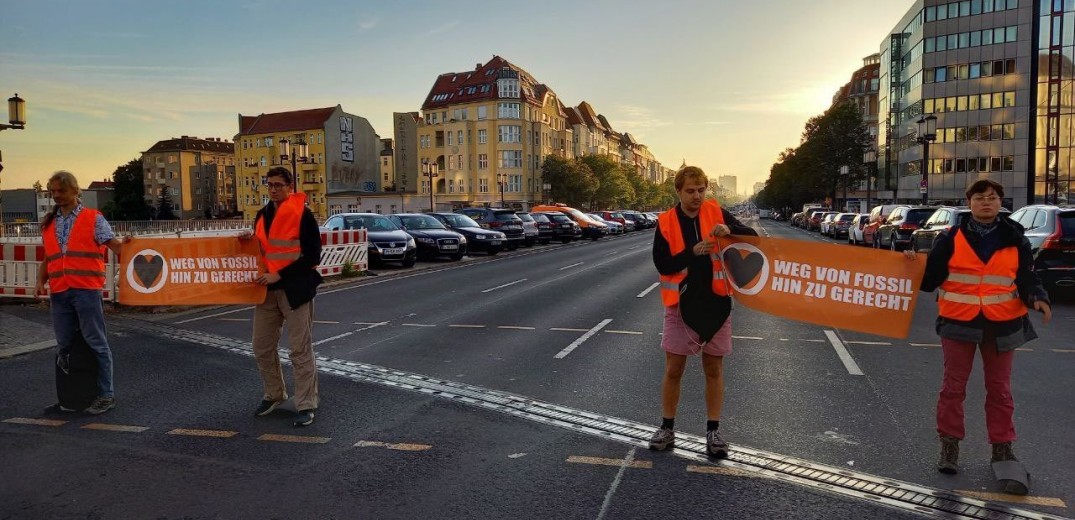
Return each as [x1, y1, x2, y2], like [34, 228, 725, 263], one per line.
[322, 213, 416, 268]
[534, 211, 581, 243]
[388, 213, 466, 261]
[427, 212, 506, 255]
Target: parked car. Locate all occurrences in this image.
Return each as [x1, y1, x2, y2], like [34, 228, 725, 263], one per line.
[322, 213, 417, 268]
[862, 204, 902, 247]
[805, 208, 831, 231]
[830, 213, 857, 240]
[515, 212, 541, 246]
[818, 212, 839, 236]
[387, 213, 466, 261]
[620, 211, 649, 230]
[1010, 204, 1075, 297]
[528, 212, 556, 244]
[594, 210, 634, 231]
[426, 212, 505, 255]
[910, 206, 1014, 253]
[876, 205, 938, 251]
[454, 207, 525, 250]
[588, 213, 623, 234]
[530, 204, 607, 240]
[847, 213, 870, 245]
[533, 211, 581, 243]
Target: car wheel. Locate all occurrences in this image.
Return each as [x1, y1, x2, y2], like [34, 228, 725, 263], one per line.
[506, 242, 518, 251]
[450, 253, 464, 261]
[487, 247, 500, 256]
[401, 256, 416, 268]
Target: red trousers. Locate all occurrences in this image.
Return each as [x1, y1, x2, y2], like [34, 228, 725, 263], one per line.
[937, 337, 1016, 444]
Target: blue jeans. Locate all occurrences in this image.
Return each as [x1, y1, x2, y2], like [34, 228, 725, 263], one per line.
[50, 288, 113, 398]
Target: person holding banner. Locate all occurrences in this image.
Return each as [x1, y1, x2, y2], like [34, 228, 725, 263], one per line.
[905, 179, 1050, 492]
[648, 166, 758, 458]
[35, 171, 128, 415]
[247, 167, 323, 427]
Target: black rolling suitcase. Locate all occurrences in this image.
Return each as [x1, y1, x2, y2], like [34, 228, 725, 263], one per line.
[55, 330, 99, 412]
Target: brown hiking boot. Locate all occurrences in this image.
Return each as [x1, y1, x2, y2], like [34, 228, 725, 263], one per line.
[937, 435, 960, 474]
[991, 442, 1018, 462]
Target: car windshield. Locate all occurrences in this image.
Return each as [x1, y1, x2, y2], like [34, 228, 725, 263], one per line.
[546, 214, 572, 223]
[342, 215, 398, 231]
[442, 214, 480, 228]
[610, 212, 624, 219]
[516, 213, 535, 222]
[530, 214, 550, 223]
[838, 214, 855, 221]
[494, 211, 521, 221]
[1060, 211, 1075, 235]
[399, 215, 446, 230]
[906, 209, 936, 222]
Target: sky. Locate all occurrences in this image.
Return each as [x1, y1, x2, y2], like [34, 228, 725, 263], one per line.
[0, 0, 914, 195]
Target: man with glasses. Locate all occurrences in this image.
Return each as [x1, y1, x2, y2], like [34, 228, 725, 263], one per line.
[247, 167, 323, 427]
[905, 179, 1051, 494]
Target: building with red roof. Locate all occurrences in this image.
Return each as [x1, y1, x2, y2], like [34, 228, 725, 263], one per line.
[142, 136, 236, 218]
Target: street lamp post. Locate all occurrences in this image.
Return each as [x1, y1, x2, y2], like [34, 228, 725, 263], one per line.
[864, 148, 877, 214]
[279, 135, 309, 210]
[916, 114, 937, 205]
[497, 172, 507, 207]
[543, 182, 551, 204]
[423, 160, 439, 211]
[0, 94, 28, 237]
[839, 165, 849, 212]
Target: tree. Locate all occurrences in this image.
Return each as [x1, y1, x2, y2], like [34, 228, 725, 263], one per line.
[579, 155, 634, 210]
[103, 158, 152, 221]
[541, 156, 598, 208]
[156, 190, 177, 220]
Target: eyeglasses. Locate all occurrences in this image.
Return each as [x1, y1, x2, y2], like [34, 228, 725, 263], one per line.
[970, 195, 1000, 203]
[266, 182, 289, 190]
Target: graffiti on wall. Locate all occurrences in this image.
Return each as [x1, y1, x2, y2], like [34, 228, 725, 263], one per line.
[340, 116, 354, 162]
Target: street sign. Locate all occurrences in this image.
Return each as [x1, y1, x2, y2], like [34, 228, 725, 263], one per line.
[919, 179, 927, 194]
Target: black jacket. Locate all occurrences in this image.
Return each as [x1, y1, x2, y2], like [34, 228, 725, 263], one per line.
[652, 205, 758, 340]
[920, 215, 1049, 350]
[255, 202, 323, 309]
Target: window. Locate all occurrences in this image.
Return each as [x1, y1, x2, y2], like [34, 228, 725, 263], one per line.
[508, 175, 522, 192]
[982, 28, 993, 45]
[260, 156, 267, 166]
[458, 155, 463, 171]
[935, 67, 947, 82]
[498, 78, 520, 98]
[991, 157, 1003, 171]
[956, 158, 967, 172]
[970, 62, 981, 78]
[1006, 59, 1016, 74]
[1006, 26, 1017, 42]
[499, 150, 523, 168]
[457, 130, 464, 144]
[447, 131, 453, 146]
[1004, 91, 1016, 107]
[478, 129, 488, 144]
[978, 157, 989, 171]
[1003, 123, 1015, 139]
[498, 102, 521, 118]
[479, 178, 489, 193]
[498, 125, 521, 143]
[477, 106, 487, 120]
[1003, 155, 1014, 171]
[448, 179, 455, 193]
[478, 154, 488, 169]
[448, 156, 456, 170]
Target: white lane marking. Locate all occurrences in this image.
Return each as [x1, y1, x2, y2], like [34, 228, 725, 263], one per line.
[481, 278, 528, 293]
[779, 338, 789, 342]
[313, 320, 340, 324]
[731, 336, 763, 340]
[845, 341, 892, 346]
[218, 318, 249, 322]
[636, 282, 659, 298]
[402, 323, 436, 327]
[605, 330, 643, 335]
[824, 330, 864, 376]
[550, 327, 588, 332]
[910, 343, 942, 348]
[604, 251, 619, 256]
[313, 321, 389, 346]
[555, 319, 613, 359]
[175, 306, 253, 324]
[804, 339, 825, 343]
[449, 324, 485, 328]
[596, 448, 637, 520]
[498, 326, 536, 330]
[559, 262, 584, 271]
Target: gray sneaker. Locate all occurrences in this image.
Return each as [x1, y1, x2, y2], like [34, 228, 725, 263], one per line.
[706, 430, 729, 458]
[648, 426, 675, 451]
[85, 397, 115, 415]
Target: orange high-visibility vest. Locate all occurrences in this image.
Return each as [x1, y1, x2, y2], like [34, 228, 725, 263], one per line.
[255, 193, 306, 274]
[657, 200, 729, 306]
[938, 229, 1028, 322]
[42, 208, 107, 293]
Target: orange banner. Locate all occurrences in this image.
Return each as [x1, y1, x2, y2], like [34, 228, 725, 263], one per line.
[716, 236, 926, 338]
[118, 237, 267, 306]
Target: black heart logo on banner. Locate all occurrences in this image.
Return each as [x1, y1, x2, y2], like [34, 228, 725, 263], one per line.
[722, 249, 764, 288]
[133, 254, 164, 288]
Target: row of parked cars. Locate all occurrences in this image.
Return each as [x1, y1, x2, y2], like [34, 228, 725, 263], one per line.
[321, 205, 660, 268]
[788, 203, 1075, 297]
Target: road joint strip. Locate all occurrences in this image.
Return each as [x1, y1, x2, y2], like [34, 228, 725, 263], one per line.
[355, 440, 432, 451]
[555, 319, 613, 359]
[824, 330, 864, 376]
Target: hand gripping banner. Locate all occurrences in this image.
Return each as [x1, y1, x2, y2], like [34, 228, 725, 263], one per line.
[118, 237, 267, 306]
[716, 236, 926, 339]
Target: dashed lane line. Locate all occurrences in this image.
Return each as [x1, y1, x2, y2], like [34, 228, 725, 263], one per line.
[3, 417, 66, 427]
[481, 278, 528, 293]
[1053, 349, 1075, 353]
[175, 307, 254, 324]
[218, 318, 249, 322]
[166, 428, 238, 438]
[731, 335, 763, 340]
[558, 262, 584, 271]
[313, 321, 390, 346]
[354, 441, 432, 451]
[258, 433, 331, 444]
[605, 330, 643, 335]
[566, 455, 652, 469]
[550, 327, 588, 332]
[554, 319, 613, 359]
[82, 423, 149, 433]
[955, 490, 1067, 509]
[313, 320, 340, 324]
[824, 330, 864, 376]
[448, 324, 486, 328]
[402, 323, 436, 327]
[636, 282, 659, 298]
[498, 326, 536, 330]
[909, 343, 942, 348]
[845, 341, 892, 346]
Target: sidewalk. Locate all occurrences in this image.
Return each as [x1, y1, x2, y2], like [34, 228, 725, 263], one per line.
[0, 302, 56, 359]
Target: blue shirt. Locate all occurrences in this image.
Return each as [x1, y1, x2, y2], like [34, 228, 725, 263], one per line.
[53, 204, 115, 253]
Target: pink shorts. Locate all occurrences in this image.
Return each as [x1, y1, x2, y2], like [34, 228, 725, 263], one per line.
[661, 306, 732, 357]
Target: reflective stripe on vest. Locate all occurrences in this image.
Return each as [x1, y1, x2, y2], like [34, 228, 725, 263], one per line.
[42, 208, 108, 293]
[656, 200, 729, 306]
[255, 193, 307, 274]
[937, 229, 1028, 322]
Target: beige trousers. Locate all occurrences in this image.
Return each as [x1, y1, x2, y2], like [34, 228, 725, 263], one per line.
[251, 290, 319, 410]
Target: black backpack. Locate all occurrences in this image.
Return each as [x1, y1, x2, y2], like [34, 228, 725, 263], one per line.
[55, 331, 99, 411]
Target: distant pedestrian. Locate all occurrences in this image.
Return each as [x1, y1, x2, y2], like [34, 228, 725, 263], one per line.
[35, 171, 127, 415]
[648, 166, 758, 457]
[905, 179, 1051, 485]
[246, 167, 323, 427]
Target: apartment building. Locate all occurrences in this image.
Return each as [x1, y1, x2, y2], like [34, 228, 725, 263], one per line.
[142, 136, 235, 218]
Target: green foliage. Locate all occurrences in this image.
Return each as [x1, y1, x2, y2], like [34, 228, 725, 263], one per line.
[105, 159, 152, 221]
[579, 155, 635, 210]
[156, 190, 177, 220]
[340, 260, 361, 278]
[541, 155, 598, 209]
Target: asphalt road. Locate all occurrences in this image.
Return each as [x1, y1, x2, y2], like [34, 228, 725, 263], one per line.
[2, 221, 1071, 519]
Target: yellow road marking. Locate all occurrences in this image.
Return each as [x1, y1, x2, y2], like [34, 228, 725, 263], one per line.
[955, 490, 1067, 508]
[605, 330, 643, 335]
[686, 465, 760, 478]
[498, 326, 536, 330]
[354, 440, 432, 451]
[167, 428, 238, 438]
[258, 433, 330, 444]
[566, 456, 652, 469]
[3, 417, 66, 427]
[448, 324, 485, 328]
[551, 328, 588, 332]
[82, 423, 149, 433]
